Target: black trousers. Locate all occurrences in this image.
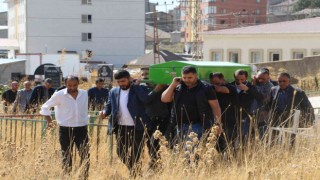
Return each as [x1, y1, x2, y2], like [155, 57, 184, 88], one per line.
[115, 125, 145, 172]
[59, 126, 90, 178]
[146, 116, 169, 165]
[216, 124, 238, 153]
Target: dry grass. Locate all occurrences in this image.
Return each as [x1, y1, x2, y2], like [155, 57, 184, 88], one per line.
[1, 108, 320, 180]
[1, 81, 320, 179]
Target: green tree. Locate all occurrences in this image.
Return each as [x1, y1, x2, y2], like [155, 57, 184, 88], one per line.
[293, 0, 311, 12]
[310, 0, 320, 8]
[294, 0, 320, 12]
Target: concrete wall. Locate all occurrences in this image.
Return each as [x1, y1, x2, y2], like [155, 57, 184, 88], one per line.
[7, 0, 27, 53]
[253, 56, 320, 77]
[0, 61, 26, 84]
[16, 54, 80, 76]
[252, 56, 320, 87]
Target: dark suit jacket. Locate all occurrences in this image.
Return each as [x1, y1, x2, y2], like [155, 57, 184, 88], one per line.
[230, 81, 262, 118]
[104, 84, 150, 131]
[269, 85, 314, 126]
[29, 85, 55, 106]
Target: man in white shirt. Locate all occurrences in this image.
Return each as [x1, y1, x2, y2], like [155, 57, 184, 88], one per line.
[40, 76, 90, 178]
[101, 70, 150, 177]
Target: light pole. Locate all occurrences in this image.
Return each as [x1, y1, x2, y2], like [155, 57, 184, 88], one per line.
[157, 1, 174, 32]
[146, 11, 160, 64]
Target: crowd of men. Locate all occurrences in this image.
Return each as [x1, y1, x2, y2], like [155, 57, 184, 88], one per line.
[0, 66, 315, 178]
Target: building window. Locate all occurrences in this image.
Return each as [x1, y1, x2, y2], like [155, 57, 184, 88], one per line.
[82, 33, 92, 41]
[205, 6, 217, 14]
[255, 9, 260, 15]
[221, 9, 227, 14]
[291, 49, 306, 59]
[311, 49, 320, 55]
[228, 49, 240, 63]
[250, 50, 263, 63]
[82, 0, 92, 5]
[256, 0, 261, 3]
[292, 52, 304, 59]
[81, 14, 92, 23]
[208, 17, 216, 26]
[220, 20, 225, 24]
[255, 20, 261, 25]
[268, 49, 282, 61]
[210, 49, 223, 61]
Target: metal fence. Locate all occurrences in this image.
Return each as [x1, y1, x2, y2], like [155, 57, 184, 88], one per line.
[0, 111, 113, 163]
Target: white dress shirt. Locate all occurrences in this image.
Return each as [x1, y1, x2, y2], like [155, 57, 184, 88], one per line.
[40, 88, 89, 127]
[118, 89, 135, 126]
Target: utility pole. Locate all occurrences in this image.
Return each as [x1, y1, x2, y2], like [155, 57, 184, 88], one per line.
[157, 1, 174, 32]
[153, 9, 160, 64]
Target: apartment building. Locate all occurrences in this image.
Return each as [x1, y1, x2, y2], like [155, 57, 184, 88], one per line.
[181, 0, 267, 53]
[5, 0, 145, 67]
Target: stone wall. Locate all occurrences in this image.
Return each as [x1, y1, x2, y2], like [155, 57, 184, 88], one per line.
[252, 55, 320, 90]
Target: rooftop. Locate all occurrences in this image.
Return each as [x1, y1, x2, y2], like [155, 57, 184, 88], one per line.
[0, 59, 26, 65]
[202, 17, 320, 35]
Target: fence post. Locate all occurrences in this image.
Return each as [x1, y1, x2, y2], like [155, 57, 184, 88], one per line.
[20, 121, 23, 147]
[41, 121, 47, 139]
[89, 115, 96, 136]
[34, 121, 37, 150]
[10, 119, 12, 142]
[14, 120, 17, 144]
[96, 117, 102, 161]
[109, 134, 113, 165]
[24, 120, 27, 144]
[0, 119, 2, 141]
[5, 119, 8, 141]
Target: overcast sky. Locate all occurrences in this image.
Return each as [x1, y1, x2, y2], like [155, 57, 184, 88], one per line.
[149, 0, 178, 12]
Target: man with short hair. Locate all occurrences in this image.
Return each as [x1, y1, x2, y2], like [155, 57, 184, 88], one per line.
[259, 67, 278, 86]
[209, 72, 238, 152]
[1, 81, 19, 113]
[12, 81, 33, 114]
[252, 69, 274, 139]
[101, 70, 150, 177]
[161, 66, 222, 140]
[40, 76, 90, 178]
[87, 78, 109, 111]
[269, 72, 314, 128]
[29, 78, 55, 110]
[231, 69, 260, 142]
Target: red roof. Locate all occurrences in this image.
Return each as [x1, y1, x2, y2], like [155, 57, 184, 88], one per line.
[203, 17, 320, 35]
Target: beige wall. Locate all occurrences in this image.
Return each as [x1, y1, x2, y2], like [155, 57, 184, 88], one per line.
[202, 33, 320, 63]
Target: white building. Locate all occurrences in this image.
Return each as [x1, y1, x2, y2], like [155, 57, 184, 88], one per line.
[5, 0, 145, 67]
[202, 17, 320, 64]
